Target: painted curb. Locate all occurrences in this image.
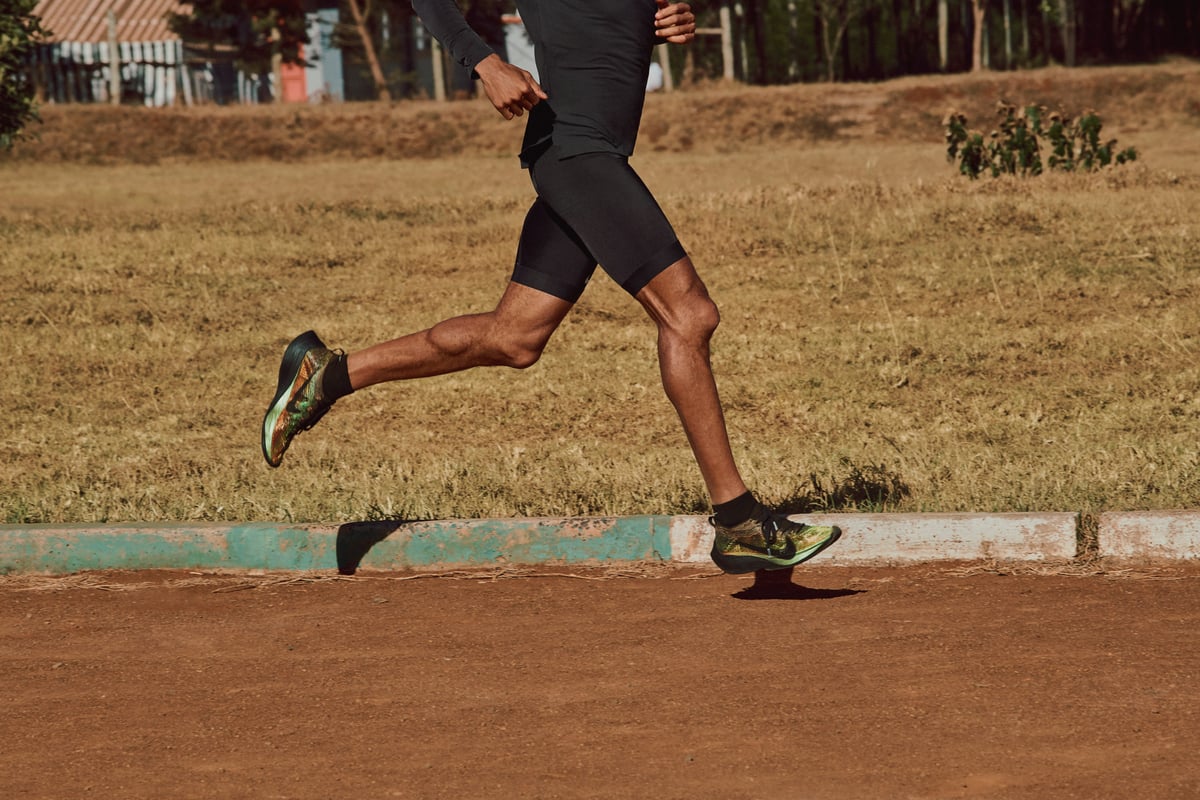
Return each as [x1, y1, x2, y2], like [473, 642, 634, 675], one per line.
[0, 513, 1085, 575]
[670, 512, 1079, 564]
[0, 517, 673, 575]
[1097, 511, 1200, 559]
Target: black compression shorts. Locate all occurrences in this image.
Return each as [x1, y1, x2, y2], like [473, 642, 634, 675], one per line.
[511, 145, 687, 303]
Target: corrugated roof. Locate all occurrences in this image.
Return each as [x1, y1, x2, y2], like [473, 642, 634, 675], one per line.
[32, 0, 188, 44]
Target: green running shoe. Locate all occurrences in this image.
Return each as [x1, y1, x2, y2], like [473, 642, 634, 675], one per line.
[710, 510, 841, 574]
[261, 331, 339, 468]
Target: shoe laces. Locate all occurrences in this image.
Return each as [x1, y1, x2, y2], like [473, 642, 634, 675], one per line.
[760, 514, 781, 547]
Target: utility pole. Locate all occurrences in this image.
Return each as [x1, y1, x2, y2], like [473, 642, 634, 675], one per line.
[106, 11, 120, 104]
[719, 5, 734, 80]
[657, 43, 674, 91]
[431, 38, 446, 101]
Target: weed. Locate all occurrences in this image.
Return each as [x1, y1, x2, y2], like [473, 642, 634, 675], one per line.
[946, 102, 1138, 179]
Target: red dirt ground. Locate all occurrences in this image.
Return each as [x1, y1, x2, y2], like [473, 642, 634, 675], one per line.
[3, 563, 1199, 799]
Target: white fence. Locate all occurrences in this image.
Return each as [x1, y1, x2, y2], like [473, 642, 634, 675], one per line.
[27, 40, 272, 106]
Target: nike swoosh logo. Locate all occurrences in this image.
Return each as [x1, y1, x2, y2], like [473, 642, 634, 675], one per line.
[739, 537, 796, 560]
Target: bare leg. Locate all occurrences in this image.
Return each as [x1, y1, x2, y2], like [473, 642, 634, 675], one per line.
[346, 281, 573, 390]
[636, 257, 749, 505]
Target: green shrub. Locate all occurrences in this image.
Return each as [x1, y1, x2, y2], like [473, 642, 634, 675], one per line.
[945, 102, 1138, 179]
[0, 0, 46, 150]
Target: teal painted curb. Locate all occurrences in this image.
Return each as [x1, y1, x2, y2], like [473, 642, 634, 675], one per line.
[0, 518, 674, 575]
[22, 510, 1192, 576]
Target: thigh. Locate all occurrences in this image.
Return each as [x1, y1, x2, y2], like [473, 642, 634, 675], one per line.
[529, 151, 687, 297]
[512, 198, 598, 304]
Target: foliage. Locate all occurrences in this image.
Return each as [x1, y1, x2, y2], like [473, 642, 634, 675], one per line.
[0, 0, 45, 150]
[945, 102, 1137, 179]
[749, 0, 1195, 84]
[167, 0, 309, 77]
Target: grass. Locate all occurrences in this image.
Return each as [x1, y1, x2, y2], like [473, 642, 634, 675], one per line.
[2, 64, 1199, 524]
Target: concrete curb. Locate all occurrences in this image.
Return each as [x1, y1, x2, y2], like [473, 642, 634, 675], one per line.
[0, 512, 1093, 575]
[670, 512, 1079, 564]
[1097, 511, 1200, 560]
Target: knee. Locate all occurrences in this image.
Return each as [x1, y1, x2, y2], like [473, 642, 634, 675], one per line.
[492, 329, 549, 369]
[666, 290, 721, 345]
[691, 294, 721, 340]
[499, 341, 544, 369]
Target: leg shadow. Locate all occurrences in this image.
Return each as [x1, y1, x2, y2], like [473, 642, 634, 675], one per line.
[336, 520, 415, 575]
[731, 566, 865, 601]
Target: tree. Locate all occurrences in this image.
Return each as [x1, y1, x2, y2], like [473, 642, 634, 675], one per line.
[1, 0, 45, 149]
[744, 0, 769, 84]
[1054, 0, 1076, 66]
[937, 0, 948, 70]
[345, 0, 390, 101]
[971, 0, 987, 71]
[811, 0, 877, 81]
[167, 0, 308, 84]
[1001, 0, 1012, 68]
[1111, 0, 1147, 54]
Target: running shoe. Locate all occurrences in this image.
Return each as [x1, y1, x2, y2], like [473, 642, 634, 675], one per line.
[710, 509, 841, 574]
[261, 330, 339, 468]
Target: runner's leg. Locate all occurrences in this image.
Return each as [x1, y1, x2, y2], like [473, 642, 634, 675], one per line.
[634, 256, 749, 505]
[346, 197, 593, 390]
[526, 150, 749, 504]
[346, 281, 572, 389]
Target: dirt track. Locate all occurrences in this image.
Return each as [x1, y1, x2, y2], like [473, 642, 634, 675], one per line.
[3, 564, 1199, 799]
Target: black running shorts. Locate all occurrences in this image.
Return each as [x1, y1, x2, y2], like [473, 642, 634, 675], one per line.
[512, 145, 687, 303]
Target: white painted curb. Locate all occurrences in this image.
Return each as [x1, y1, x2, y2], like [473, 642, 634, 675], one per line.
[670, 512, 1079, 564]
[1097, 511, 1200, 559]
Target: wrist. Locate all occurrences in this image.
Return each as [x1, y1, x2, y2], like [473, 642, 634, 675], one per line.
[473, 53, 504, 78]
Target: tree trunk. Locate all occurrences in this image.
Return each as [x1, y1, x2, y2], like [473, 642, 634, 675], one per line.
[734, 0, 749, 83]
[820, 12, 838, 80]
[892, 0, 906, 75]
[937, 0, 949, 71]
[347, 0, 392, 101]
[1020, 0, 1029, 61]
[971, 0, 986, 72]
[747, 0, 769, 84]
[787, 0, 801, 80]
[1057, 0, 1076, 66]
[1042, 0, 1052, 63]
[1003, 0, 1012, 68]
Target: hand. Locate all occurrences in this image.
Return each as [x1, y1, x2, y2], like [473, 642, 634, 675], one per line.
[475, 54, 548, 120]
[655, 0, 696, 44]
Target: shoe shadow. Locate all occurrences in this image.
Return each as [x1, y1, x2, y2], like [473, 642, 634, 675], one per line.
[335, 520, 414, 575]
[731, 567, 865, 601]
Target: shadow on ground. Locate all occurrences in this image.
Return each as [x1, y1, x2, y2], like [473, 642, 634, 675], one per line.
[335, 520, 413, 574]
[732, 567, 865, 601]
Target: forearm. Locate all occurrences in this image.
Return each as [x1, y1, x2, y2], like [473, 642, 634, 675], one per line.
[412, 0, 544, 120]
[411, 0, 495, 72]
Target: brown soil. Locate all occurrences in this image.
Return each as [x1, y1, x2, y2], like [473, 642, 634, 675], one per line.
[7, 61, 1198, 164]
[4, 563, 1200, 798]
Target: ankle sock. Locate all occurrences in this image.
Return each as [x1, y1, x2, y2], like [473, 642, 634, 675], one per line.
[712, 491, 762, 528]
[321, 353, 354, 401]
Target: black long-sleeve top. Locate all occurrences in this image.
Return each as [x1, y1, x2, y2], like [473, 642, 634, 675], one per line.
[412, 0, 659, 164]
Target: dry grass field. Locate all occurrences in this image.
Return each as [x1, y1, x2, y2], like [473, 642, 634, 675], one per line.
[2, 62, 1199, 525]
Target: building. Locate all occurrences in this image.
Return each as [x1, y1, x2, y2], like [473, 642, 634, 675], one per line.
[29, 0, 192, 105]
[24, 0, 538, 106]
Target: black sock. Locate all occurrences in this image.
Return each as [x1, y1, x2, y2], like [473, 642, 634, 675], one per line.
[321, 353, 354, 401]
[712, 491, 761, 528]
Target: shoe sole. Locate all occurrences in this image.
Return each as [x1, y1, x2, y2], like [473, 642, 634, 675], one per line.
[710, 525, 842, 574]
[261, 330, 324, 468]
